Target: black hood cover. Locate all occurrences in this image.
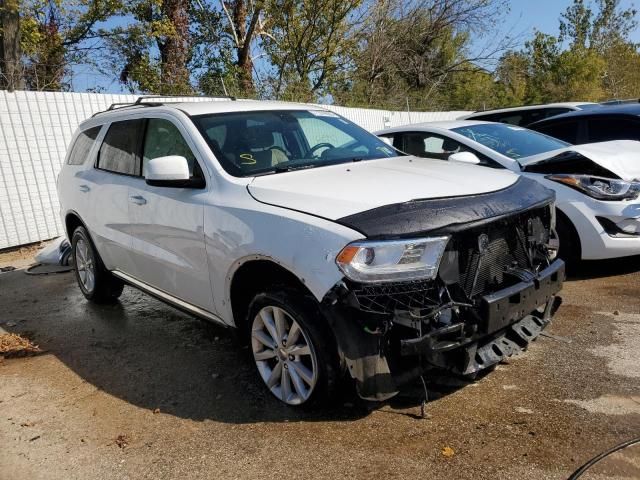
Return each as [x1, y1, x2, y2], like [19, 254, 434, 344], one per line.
[336, 176, 555, 239]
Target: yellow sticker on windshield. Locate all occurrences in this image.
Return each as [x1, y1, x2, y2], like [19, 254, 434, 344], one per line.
[240, 153, 256, 165]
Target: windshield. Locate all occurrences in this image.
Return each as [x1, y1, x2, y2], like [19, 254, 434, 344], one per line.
[451, 123, 570, 160]
[192, 109, 402, 176]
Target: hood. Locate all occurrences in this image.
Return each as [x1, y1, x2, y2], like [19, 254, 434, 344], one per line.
[520, 140, 640, 181]
[248, 156, 519, 220]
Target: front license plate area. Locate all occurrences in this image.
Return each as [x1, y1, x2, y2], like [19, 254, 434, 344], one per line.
[480, 260, 564, 334]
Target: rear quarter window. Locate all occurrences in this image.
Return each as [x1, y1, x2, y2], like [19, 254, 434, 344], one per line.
[586, 116, 640, 142]
[533, 120, 579, 144]
[67, 126, 101, 165]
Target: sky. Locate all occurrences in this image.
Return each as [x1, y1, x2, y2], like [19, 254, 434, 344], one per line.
[70, 0, 640, 94]
[504, 0, 640, 43]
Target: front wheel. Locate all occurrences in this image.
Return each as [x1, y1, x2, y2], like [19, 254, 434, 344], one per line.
[556, 213, 581, 269]
[247, 288, 340, 407]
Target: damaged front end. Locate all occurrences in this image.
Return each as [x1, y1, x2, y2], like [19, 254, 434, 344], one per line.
[322, 177, 565, 401]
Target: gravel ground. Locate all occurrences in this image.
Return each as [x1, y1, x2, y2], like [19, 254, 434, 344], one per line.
[0, 249, 639, 480]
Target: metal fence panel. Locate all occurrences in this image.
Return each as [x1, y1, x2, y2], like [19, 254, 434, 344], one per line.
[0, 90, 470, 249]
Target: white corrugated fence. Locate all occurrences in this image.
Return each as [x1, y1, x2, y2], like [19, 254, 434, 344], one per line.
[0, 90, 470, 249]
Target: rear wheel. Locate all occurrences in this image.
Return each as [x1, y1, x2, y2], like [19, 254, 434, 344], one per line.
[247, 288, 340, 407]
[72, 226, 124, 303]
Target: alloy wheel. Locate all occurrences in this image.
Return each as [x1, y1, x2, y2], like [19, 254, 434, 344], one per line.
[251, 305, 318, 405]
[75, 238, 95, 293]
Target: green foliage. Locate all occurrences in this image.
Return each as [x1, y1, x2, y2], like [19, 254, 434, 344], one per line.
[104, 0, 193, 94]
[6, 0, 640, 111]
[19, 0, 121, 90]
[262, 0, 361, 100]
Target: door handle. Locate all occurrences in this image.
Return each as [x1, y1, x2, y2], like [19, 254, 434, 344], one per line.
[79, 184, 90, 193]
[130, 195, 147, 206]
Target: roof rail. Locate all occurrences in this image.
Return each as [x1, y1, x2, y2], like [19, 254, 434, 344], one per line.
[134, 94, 237, 104]
[92, 94, 237, 118]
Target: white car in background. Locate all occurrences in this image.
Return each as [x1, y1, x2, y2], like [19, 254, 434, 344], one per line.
[377, 121, 640, 263]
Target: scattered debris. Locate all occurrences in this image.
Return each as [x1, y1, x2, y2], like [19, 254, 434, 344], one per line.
[540, 331, 572, 343]
[5, 322, 17, 327]
[0, 333, 42, 358]
[515, 407, 534, 414]
[211, 373, 220, 379]
[114, 434, 130, 449]
[34, 237, 72, 266]
[441, 446, 455, 458]
[153, 408, 160, 414]
[0, 266, 16, 273]
[20, 421, 34, 427]
[29, 435, 40, 442]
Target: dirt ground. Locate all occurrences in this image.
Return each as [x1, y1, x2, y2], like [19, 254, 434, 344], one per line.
[0, 248, 639, 480]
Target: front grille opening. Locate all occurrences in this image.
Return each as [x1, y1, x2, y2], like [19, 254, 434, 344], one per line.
[349, 280, 440, 314]
[447, 206, 552, 299]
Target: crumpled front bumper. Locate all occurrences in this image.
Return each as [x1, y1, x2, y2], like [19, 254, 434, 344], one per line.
[322, 259, 565, 401]
[400, 260, 564, 375]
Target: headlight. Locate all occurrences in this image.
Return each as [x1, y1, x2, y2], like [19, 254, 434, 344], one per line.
[546, 174, 640, 200]
[335, 237, 449, 283]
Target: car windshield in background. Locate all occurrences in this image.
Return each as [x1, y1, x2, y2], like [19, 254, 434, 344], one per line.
[451, 123, 570, 160]
[192, 109, 401, 176]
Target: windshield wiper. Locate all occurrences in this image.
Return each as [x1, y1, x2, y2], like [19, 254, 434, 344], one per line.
[273, 163, 318, 173]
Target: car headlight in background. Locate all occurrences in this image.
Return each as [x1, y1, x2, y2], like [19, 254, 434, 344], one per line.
[336, 237, 449, 283]
[546, 174, 640, 201]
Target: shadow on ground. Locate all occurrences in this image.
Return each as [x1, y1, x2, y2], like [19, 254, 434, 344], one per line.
[1, 269, 474, 425]
[567, 255, 640, 281]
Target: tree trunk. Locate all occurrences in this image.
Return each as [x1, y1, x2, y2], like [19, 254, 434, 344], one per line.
[0, 0, 24, 91]
[161, 0, 191, 94]
[232, 0, 254, 94]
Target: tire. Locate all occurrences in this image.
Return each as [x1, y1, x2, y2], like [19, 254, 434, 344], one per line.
[246, 287, 340, 407]
[556, 212, 581, 270]
[71, 226, 124, 303]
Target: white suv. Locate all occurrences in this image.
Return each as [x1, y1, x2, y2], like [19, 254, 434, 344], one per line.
[58, 98, 564, 406]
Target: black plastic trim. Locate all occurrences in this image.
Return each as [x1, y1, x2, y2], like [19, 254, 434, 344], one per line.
[336, 176, 555, 238]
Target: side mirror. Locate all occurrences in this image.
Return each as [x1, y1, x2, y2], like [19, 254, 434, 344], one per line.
[144, 155, 204, 188]
[448, 151, 481, 165]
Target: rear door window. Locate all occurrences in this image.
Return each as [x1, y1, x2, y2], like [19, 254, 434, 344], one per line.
[97, 119, 145, 175]
[398, 132, 465, 160]
[586, 117, 640, 142]
[67, 126, 101, 165]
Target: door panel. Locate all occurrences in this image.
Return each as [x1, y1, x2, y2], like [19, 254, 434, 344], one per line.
[127, 118, 213, 311]
[83, 119, 145, 272]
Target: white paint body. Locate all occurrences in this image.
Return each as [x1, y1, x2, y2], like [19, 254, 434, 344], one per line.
[58, 102, 519, 327]
[376, 121, 640, 260]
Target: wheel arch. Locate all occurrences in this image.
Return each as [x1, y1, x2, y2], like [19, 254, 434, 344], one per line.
[64, 210, 89, 241]
[228, 257, 317, 331]
[556, 206, 582, 260]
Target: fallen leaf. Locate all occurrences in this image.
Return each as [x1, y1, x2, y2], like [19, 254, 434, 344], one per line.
[441, 446, 455, 458]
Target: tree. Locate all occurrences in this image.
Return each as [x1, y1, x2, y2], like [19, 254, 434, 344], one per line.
[105, 0, 194, 94]
[20, 0, 120, 90]
[262, 0, 361, 101]
[0, 0, 24, 90]
[336, 0, 512, 110]
[217, 0, 265, 95]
